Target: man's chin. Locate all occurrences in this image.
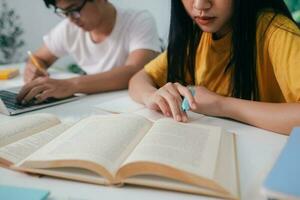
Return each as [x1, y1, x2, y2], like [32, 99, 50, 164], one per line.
[75, 23, 88, 31]
[82, 26, 92, 32]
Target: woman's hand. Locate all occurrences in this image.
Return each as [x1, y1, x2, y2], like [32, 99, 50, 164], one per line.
[143, 82, 197, 122]
[17, 77, 76, 104]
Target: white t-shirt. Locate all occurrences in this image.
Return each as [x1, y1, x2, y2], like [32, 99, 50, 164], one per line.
[43, 7, 161, 74]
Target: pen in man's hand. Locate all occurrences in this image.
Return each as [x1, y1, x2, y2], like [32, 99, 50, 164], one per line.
[27, 51, 48, 76]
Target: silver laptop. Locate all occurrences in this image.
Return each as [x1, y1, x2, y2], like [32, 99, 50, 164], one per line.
[0, 87, 81, 115]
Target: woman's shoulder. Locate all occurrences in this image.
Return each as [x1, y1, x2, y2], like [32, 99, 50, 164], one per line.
[257, 11, 300, 36]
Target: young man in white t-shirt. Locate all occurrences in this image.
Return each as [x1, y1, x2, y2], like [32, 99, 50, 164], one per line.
[17, 0, 160, 104]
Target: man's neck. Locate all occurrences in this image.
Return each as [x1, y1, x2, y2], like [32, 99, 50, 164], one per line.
[90, 3, 116, 43]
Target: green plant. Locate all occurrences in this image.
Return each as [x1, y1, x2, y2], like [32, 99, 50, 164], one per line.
[0, 0, 25, 64]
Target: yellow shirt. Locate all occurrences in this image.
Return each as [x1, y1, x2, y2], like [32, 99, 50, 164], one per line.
[145, 12, 300, 103]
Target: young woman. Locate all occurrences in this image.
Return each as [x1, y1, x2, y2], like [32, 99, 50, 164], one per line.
[129, 0, 300, 135]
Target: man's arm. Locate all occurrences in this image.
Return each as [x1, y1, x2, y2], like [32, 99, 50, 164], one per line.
[69, 49, 159, 94]
[17, 49, 159, 103]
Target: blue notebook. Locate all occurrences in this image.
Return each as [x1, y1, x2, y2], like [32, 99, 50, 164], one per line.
[263, 127, 300, 199]
[0, 185, 50, 200]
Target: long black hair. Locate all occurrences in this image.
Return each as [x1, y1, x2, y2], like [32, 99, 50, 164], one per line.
[167, 0, 296, 100]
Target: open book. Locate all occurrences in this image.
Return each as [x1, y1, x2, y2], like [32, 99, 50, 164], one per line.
[0, 113, 239, 199]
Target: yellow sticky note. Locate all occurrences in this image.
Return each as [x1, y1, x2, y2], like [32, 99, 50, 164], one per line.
[0, 68, 20, 80]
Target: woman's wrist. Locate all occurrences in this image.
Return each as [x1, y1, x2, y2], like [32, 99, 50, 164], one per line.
[218, 96, 234, 118]
[141, 89, 157, 105]
[220, 96, 244, 120]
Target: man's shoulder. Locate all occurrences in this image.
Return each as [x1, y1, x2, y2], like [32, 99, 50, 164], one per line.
[117, 7, 153, 24]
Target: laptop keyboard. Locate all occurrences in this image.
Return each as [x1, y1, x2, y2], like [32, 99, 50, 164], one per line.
[0, 90, 60, 110]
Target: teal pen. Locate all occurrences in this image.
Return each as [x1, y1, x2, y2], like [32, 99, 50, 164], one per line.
[181, 86, 195, 112]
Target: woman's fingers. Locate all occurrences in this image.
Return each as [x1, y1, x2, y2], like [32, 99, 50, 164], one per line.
[154, 95, 171, 117]
[156, 83, 188, 122]
[147, 83, 197, 122]
[175, 83, 197, 110]
[162, 91, 183, 121]
[164, 83, 183, 105]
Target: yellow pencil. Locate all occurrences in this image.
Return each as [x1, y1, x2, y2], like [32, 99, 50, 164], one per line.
[27, 51, 48, 75]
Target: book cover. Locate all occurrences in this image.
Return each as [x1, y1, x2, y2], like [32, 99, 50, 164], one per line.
[0, 185, 49, 200]
[263, 127, 300, 199]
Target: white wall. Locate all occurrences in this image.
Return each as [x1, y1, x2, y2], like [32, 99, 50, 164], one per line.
[4, 0, 61, 60]
[110, 0, 171, 40]
[4, 0, 171, 64]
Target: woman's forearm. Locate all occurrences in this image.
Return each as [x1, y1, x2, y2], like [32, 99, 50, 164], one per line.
[129, 69, 157, 104]
[220, 97, 300, 135]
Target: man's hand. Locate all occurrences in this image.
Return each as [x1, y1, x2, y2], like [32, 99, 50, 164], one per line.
[17, 77, 76, 104]
[23, 45, 58, 83]
[24, 62, 48, 83]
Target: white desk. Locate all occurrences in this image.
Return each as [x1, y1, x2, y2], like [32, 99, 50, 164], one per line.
[0, 68, 288, 200]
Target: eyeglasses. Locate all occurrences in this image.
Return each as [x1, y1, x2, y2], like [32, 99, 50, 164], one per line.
[54, 0, 88, 19]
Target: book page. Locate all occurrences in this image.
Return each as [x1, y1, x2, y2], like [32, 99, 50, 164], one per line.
[19, 167, 109, 186]
[134, 108, 204, 122]
[94, 96, 144, 113]
[0, 113, 61, 148]
[124, 175, 235, 199]
[213, 132, 239, 197]
[20, 114, 153, 175]
[122, 118, 222, 179]
[0, 123, 71, 165]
